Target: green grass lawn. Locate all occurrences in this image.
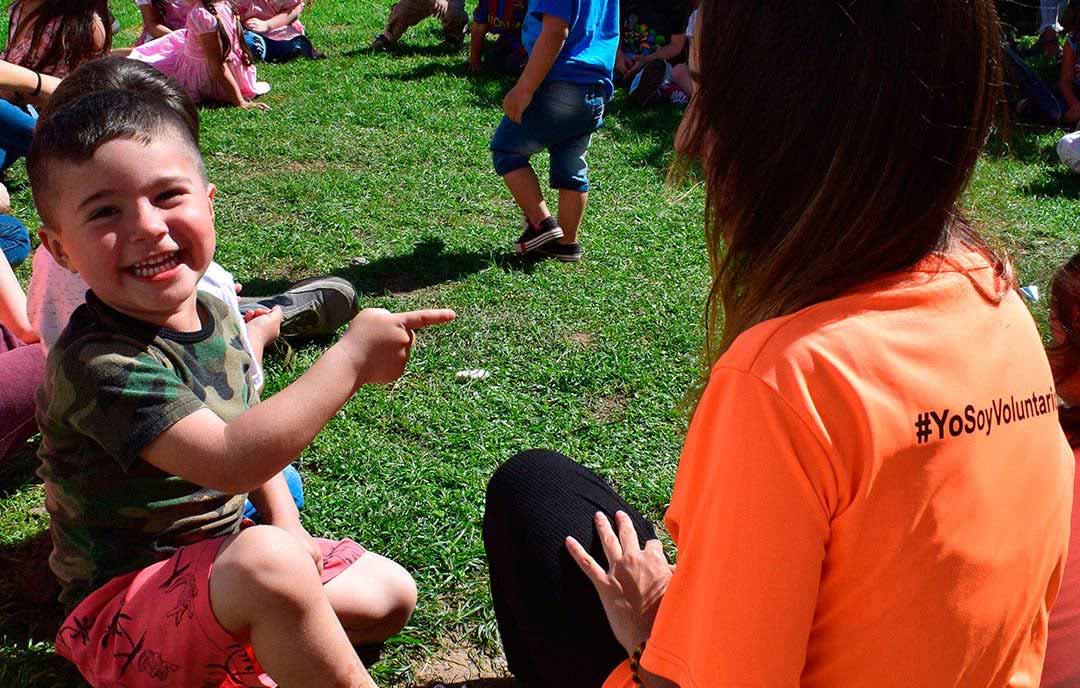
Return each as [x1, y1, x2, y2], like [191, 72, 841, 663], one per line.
[1, 2, 1078, 686]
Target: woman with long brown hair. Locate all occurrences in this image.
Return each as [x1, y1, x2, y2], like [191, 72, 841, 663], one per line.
[483, 1, 1074, 686]
[1, 0, 110, 82]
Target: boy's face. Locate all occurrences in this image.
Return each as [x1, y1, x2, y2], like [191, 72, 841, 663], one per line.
[40, 134, 216, 330]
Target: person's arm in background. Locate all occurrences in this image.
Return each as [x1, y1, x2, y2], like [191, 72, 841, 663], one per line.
[627, 34, 686, 76]
[1060, 42, 1080, 122]
[138, 4, 173, 39]
[0, 59, 60, 100]
[244, 0, 304, 33]
[0, 258, 38, 344]
[503, 13, 568, 122]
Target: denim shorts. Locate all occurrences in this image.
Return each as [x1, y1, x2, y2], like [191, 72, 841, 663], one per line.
[490, 81, 608, 192]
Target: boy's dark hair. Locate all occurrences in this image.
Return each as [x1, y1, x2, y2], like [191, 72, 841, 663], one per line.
[28, 89, 206, 225]
[6, 0, 112, 75]
[39, 56, 200, 142]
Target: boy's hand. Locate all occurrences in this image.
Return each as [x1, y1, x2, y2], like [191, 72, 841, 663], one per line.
[245, 18, 269, 32]
[340, 307, 456, 385]
[240, 100, 271, 111]
[503, 83, 534, 123]
[278, 521, 325, 574]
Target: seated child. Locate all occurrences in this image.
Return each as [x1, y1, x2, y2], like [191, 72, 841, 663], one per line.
[133, 0, 193, 46]
[617, 0, 690, 107]
[1, 0, 110, 83]
[30, 88, 455, 688]
[1043, 253, 1080, 688]
[468, 0, 526, 75]
[370, 0, 468, 51]
[241, 0, 324, 62]
[129, 0, 270, 109]
[666, 6, 695, 105]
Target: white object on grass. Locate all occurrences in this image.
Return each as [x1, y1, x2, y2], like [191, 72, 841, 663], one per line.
[1019, 285, 1040, 302]
[456, 369, 490, 382]
[1058, 130, 1080, 173]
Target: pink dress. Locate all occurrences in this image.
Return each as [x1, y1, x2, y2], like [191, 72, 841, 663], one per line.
[239, 0, 305, 41]
[128, 2, 269, 105]
[133, 0, 193, 46]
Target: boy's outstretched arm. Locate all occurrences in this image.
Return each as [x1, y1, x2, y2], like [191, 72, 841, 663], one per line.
[143, 308, 456, 494]
[503, 13, 569, 122]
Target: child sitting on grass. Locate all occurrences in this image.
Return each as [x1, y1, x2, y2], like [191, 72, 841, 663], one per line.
[241, 0, 324, 62]
[1, 0, 110, 82]
[129, 0, 270, 109]
[468, 0, 526, 75]
[30, 88, 455, 688]
[133, 0, 193, 46]
[370, 0, 467, 51]
[491, 0, 619, 262]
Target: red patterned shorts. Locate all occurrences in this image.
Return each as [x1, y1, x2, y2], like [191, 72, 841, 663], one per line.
[55, 535, 365, 687]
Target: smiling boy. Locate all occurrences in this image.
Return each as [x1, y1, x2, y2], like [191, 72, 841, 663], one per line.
[30, 89, 455, 688]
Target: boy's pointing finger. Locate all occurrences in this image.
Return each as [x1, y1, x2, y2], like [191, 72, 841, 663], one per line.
[399, 309, 457, 330]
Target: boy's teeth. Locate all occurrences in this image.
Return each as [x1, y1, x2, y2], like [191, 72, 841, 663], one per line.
[131, 253, 180, 277]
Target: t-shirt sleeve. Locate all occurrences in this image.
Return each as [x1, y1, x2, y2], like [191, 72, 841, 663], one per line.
[640, 367, 834, 688]
[56, 337, 208, 471]
[187, 7, 218, 34]
[528, 0, 572, 24]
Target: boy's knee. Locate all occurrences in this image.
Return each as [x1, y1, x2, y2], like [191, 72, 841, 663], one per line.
[376, 557, 417, 630]
[492, 148, 529, 177]
[214, 526, 319, 605]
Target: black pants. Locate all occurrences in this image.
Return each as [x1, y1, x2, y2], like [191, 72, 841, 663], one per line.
[483, 449, 658, 688]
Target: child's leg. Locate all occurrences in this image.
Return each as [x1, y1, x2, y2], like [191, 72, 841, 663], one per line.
[381, 0, 437, 43]
[211, 526, 375, 687]
[322, 552, 417, 646]
[672, 62, 694, 97]
[556, 190, 588, 245]
[491, 113, 552, 225]
[503, 167, 552, 226]
[438, 0, 468, 44]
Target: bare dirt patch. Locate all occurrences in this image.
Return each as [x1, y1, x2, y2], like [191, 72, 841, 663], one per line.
[410, 638, 510, 688]
[585, 391, 630, 423]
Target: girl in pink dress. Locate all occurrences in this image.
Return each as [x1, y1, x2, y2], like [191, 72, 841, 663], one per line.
[132, 0, 193, 46]
[241, 0, 323, 62]
[1, 0, 109, 80]
[129, 0, 270, 109]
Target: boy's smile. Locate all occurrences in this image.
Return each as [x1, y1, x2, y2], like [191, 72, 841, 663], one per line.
[40, 134, 216, 332]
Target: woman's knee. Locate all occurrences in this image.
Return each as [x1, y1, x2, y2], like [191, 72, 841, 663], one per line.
[327, 553, 417, 636]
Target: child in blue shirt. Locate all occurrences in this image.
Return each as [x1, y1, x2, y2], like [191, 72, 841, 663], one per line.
[490, 0, 619, 262]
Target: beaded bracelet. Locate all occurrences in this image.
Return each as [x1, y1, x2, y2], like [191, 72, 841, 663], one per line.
[629, 641, 647, 687]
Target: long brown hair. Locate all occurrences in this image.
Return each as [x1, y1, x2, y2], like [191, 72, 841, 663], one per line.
[5, 0, 112, 75]
[679, 1, 1010, 392]
[200, 0, 254, 66]
[1049, 254, 1080, 447]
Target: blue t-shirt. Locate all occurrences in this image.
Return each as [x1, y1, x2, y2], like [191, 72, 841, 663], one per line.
[523, 0, 619, 97]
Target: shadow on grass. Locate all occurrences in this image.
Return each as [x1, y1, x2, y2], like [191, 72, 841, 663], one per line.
[240, 237, 542, 298]
[342, 40, 464, 59]
[984, 122, 1064, 165]
[0, 441, 39, 497]
[1021, 168, 1080, 199]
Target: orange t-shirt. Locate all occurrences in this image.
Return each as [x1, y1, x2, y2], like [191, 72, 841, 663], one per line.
[605, 250, 1073, 688]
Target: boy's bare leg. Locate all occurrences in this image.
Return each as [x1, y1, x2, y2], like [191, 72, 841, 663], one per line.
[556, 189, 587, 244]
[210, 526, 375, 688]
[323, 552, 417, 646]
[503, 166, 552, 226]
[383, 0, 434, 42]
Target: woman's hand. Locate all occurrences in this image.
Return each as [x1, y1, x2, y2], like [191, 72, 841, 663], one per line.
[566, 511, 673, 655]
[244, 18, 270, 33]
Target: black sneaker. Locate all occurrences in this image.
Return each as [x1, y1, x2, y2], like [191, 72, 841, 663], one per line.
[627, 60, 669, 107]
[537, 241, 583, 262]
[513, 217, 564, 255]
[239, 276, 358, 341]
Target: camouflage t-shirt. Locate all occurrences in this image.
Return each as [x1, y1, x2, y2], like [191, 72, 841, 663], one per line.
[36, 291, 258, 608]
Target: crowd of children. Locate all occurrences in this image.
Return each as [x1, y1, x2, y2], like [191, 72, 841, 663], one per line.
[3, 0, 1080, 687]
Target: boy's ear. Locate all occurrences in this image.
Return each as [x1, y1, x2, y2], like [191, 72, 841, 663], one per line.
[206, 183, 216, 219]
[38, 226, 77, 274]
